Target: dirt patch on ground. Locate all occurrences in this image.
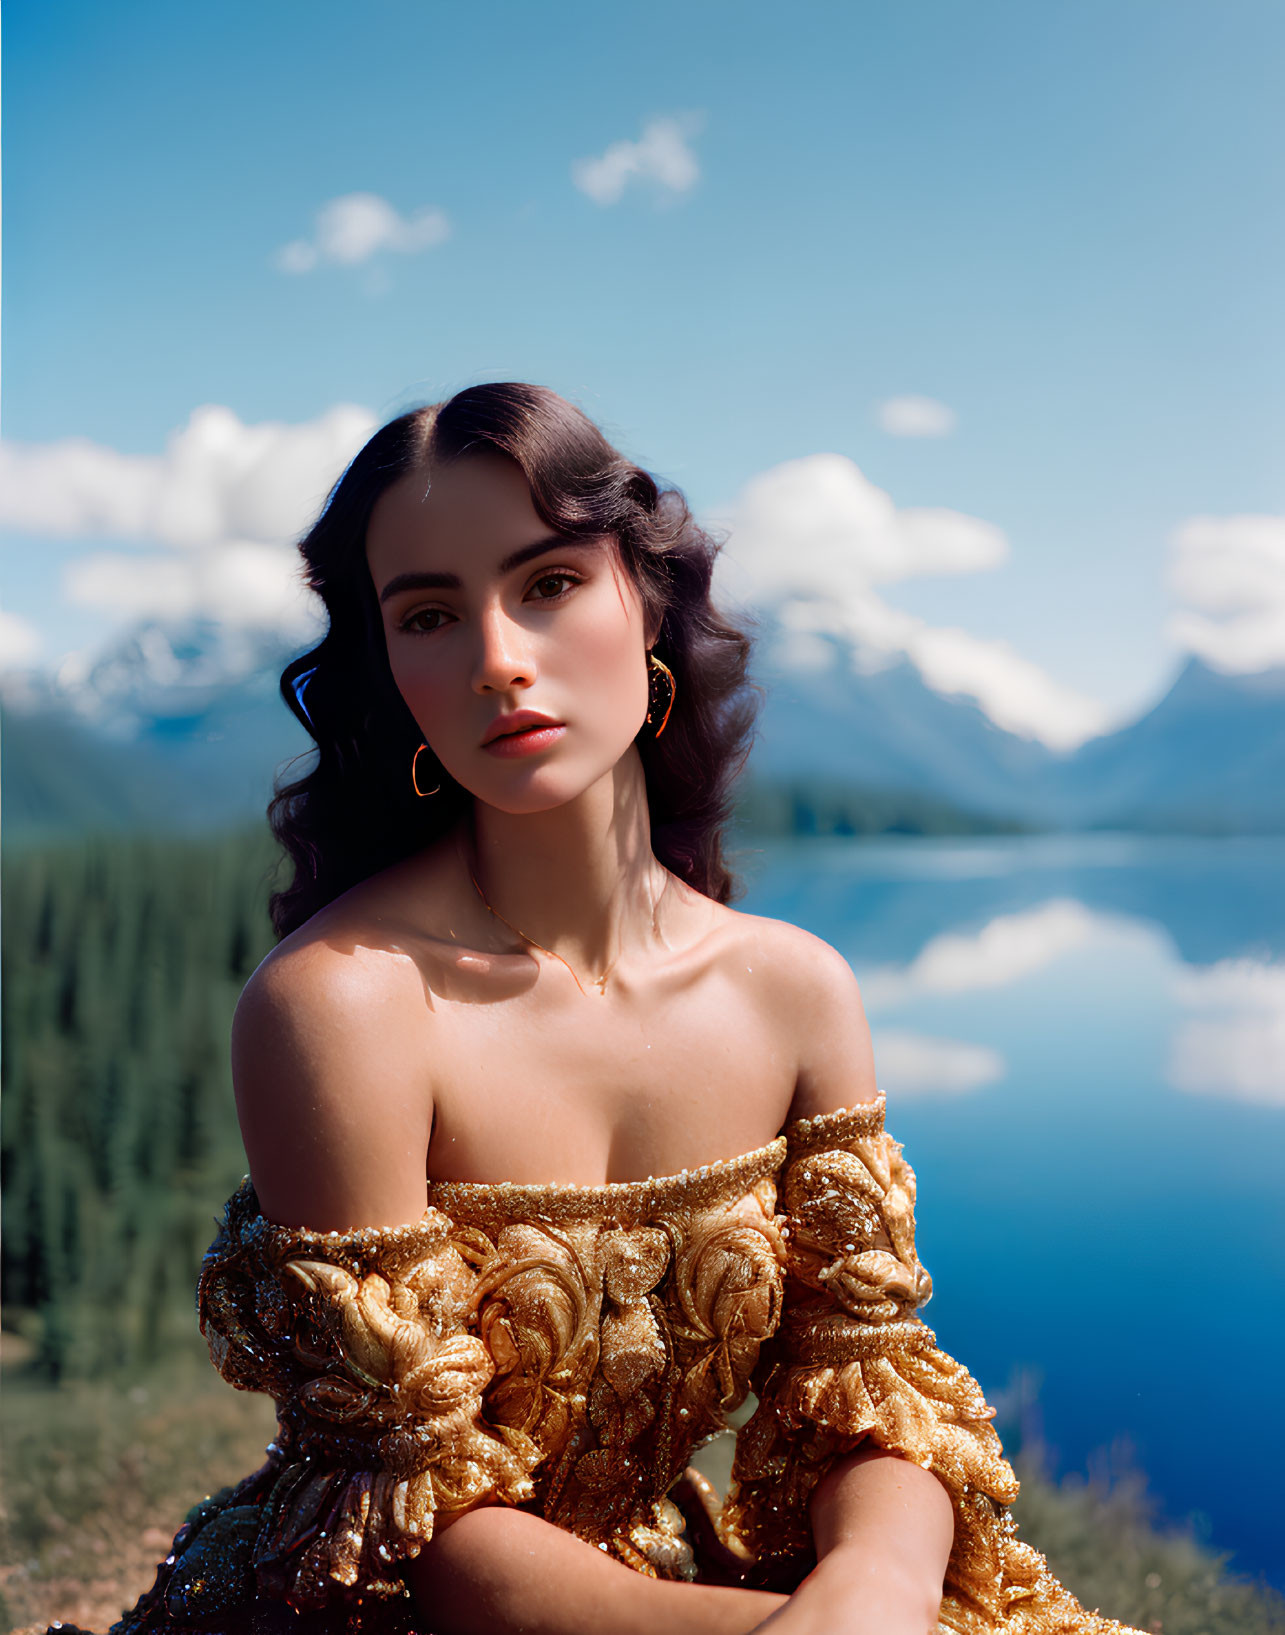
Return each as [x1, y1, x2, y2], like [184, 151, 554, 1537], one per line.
[0, 1367, 274, 1635]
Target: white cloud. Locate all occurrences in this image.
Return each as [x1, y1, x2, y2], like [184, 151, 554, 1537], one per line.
[873, 1029, 1005, 1096]
[0, 404, 375, 653]
[572, 115, 703, 205]
[0, 609, 42, 668]
[0, 403, 376, 547]
[906, 621, 1111, 746]
[274, 192, 451, 273]
[1166, 513, 1285, 673]
[63, 543, 323, 640]
[0, 437, 157, 538]
[859, 899, 1100, 1011]
[772, 594, 1105, 748]
[717, 453, 1110, 749]
[723, 455, 1005, 599]
[877, 396, 957, 437]
[1167, 957, 1285, 1107]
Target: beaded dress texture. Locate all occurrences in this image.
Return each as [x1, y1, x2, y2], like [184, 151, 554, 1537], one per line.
[83, 1093, 1142, 1635]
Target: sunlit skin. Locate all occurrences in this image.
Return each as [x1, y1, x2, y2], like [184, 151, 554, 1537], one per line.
[230, 449, 954, 1634]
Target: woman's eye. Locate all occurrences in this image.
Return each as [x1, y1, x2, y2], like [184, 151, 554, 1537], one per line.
[529, 572, 580, 600]
[401, 607, 451, 634]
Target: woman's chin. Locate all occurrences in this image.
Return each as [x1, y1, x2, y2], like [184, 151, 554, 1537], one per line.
[466, 766, 617, 818]
[461, 778, 573, 817]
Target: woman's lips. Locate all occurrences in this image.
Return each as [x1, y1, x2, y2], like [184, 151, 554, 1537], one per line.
[482, 723, 566, 758]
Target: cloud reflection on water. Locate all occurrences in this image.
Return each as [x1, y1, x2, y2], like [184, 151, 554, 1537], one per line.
[856, 887, 1285, 1109]
[859, 898, 1098, 1009]
[1167, 958, 1285, 1108]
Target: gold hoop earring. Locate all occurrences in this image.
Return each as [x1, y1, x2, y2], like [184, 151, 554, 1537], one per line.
[411, 743, 441, 798]
[645, 653, 676, 738]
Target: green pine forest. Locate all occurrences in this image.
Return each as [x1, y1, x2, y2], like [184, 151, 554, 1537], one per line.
[2, 829, 280, 1379]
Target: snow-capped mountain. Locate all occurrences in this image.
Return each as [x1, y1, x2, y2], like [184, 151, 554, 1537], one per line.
[2, 619, 313, 836]
[54, 618, 306, 737]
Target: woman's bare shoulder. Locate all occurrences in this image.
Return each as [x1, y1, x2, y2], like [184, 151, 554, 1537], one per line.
[712, 905, 880, 1123]
[710, 903, 862, 1006]
[236, 885, 433, 1052]
[230, 882, 442, 1232]
[237, 837, 469, 1038]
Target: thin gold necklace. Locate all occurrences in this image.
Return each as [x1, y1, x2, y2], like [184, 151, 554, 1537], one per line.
[463, 839, 666, 997]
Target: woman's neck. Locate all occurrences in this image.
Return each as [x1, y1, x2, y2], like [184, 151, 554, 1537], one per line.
[464, 747, 674, 983]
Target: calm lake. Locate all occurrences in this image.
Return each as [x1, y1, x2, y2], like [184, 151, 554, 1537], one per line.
[734, 831, 1285, 1590]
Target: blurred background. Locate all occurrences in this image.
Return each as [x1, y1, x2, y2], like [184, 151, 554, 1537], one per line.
[3, 3, 1283, 1630]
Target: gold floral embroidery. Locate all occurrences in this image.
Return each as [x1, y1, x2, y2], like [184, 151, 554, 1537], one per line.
[431, 1147, 787, 1576]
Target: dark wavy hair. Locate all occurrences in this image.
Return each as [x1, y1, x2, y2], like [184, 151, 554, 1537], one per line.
[268, 382, 760, 938]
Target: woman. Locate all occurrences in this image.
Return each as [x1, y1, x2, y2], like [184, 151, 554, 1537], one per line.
[94, 383, 1142, 1635]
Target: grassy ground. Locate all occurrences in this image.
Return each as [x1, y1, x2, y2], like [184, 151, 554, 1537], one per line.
[3, 1354, 1282, 1635]
[0, 1347, 274, 1635]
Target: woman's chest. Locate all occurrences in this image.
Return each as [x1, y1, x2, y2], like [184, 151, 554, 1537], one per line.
[424, 962, 797, 1186]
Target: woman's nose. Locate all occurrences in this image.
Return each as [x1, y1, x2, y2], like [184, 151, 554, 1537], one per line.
[471, 604, 536, 694]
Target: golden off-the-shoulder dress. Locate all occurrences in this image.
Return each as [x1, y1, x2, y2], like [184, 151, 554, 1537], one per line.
[79, 1095, 1144, 1635]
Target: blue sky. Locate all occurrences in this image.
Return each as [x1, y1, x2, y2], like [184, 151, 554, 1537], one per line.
[3, 0, 1282, 741]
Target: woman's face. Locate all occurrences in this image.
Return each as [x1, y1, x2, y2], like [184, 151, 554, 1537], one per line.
[367, 451, 656, 813]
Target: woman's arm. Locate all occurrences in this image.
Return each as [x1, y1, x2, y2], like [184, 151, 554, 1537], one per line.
[411, 1507, 786, 1635]
[746, 1447, 953, 1633]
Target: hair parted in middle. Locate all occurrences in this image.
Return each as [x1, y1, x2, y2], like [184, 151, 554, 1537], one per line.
[269, 382, 762, 939]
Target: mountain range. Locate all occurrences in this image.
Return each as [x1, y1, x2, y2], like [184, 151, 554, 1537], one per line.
[3, 615, 1281, 840]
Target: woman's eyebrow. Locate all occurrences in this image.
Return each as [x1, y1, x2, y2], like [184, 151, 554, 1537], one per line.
[378, 535, 591, 604]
